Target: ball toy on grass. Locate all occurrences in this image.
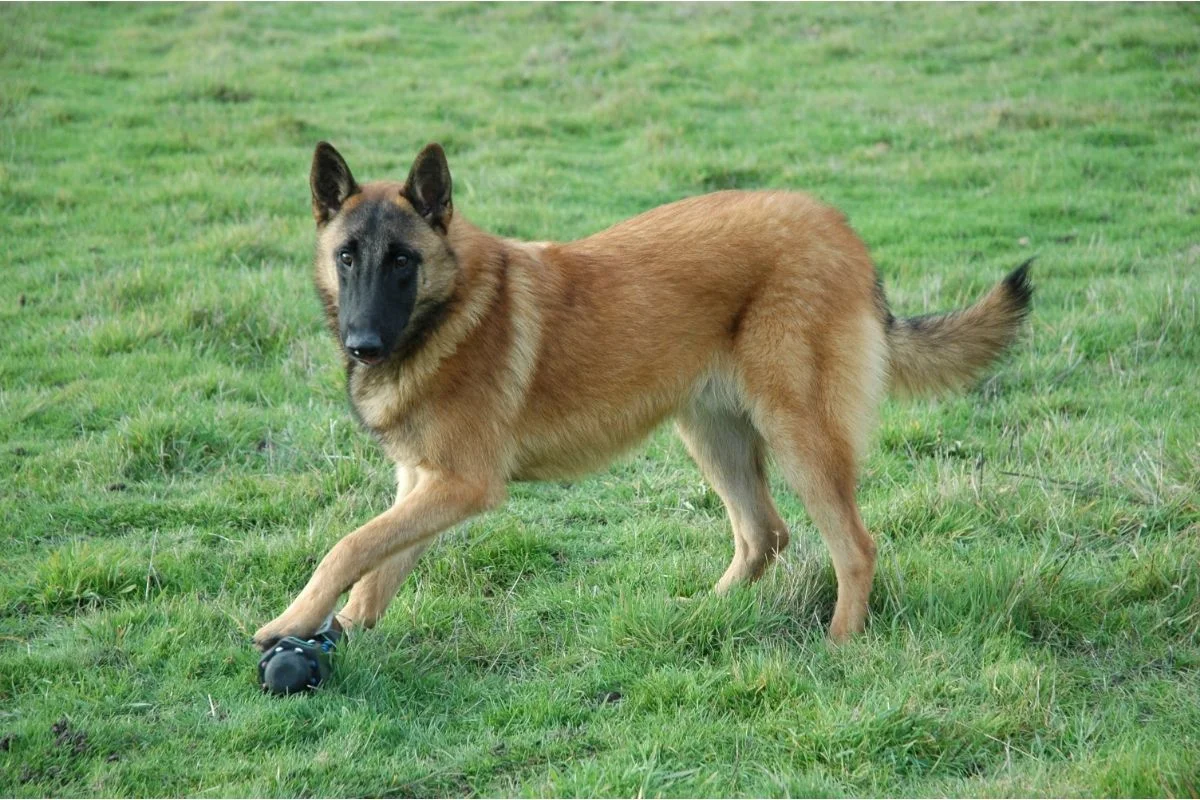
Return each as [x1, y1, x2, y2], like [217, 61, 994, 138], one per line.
[258, 624, 341, 695]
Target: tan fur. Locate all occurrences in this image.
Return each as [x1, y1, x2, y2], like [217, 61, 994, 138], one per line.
[887, 276, 1030, 396]
[254, 151, 1031, 650]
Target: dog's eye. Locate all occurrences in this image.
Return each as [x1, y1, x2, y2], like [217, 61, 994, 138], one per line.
[395, 254, 409, 268]
[338, 250, 353, 268]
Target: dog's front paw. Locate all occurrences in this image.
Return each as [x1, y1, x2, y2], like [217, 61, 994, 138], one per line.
[254, 610, 324, 652]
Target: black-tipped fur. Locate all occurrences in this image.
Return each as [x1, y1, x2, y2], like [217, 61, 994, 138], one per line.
[1002, 258, 1035, 316]
[885, 260, 1034, 396]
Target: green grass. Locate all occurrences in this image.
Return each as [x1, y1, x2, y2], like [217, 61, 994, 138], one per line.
[2, 2, 1198, 796]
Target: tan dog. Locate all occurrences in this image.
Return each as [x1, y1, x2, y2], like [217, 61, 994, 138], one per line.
[253, 142, 1032, 650]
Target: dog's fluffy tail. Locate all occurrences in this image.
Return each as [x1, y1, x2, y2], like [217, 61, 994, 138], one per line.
[885, 260, 1033, 397]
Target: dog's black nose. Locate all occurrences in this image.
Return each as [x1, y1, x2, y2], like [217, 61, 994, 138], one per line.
[345, 332, 383, 364]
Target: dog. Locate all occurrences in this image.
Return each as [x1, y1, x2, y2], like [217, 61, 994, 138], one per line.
[252, 141, 1032, 650]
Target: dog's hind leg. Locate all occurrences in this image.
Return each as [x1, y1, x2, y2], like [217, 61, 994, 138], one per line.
[739, 311, 887, 642]
[764, 415, 877, 642]
[676, 392, 790, 594]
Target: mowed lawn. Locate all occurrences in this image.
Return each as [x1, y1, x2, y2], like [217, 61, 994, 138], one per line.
[2, 3, 1198, 797]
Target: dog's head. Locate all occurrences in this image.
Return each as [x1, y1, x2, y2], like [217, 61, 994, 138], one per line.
[310, 142, 458, 366]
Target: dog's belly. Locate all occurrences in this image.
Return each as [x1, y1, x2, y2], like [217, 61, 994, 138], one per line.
[508, 388, 685, 481]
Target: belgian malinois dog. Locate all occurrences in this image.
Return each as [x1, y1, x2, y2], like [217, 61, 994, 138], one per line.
[253, 142, 1031, 650]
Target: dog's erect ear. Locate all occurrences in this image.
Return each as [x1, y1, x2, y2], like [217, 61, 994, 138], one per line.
[310, 142, 359, 226]
[402, 143, 452, 233]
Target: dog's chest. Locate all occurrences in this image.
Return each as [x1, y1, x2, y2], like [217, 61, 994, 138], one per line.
[347, 365, 413, 436]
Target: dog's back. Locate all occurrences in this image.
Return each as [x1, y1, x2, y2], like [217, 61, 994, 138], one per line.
[502, 190, 884, 477]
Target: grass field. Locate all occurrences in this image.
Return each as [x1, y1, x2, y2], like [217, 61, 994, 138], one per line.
[2, 3, 1199, 796]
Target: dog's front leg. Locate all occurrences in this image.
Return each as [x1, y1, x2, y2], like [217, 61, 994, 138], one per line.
[336, 541, 431, 633]
[336, 465, 425, 633]
[253, 473, 503, 650]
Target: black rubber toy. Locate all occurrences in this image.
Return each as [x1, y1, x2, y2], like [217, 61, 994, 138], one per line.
[258, 624, 341, 695]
